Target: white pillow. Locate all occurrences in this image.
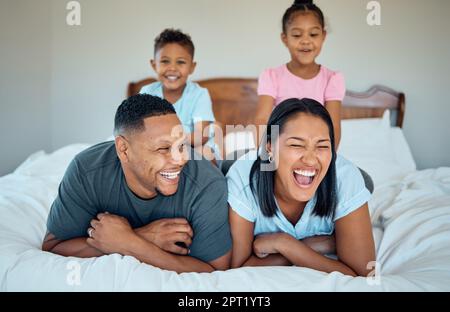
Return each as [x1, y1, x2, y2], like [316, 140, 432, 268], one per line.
[339, 110, 416, 186]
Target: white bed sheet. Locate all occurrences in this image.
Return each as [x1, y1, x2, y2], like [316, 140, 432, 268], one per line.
[1, 144, 450, 291]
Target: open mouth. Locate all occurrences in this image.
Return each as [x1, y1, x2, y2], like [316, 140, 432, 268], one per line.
[159, 170, 181, 183]
[165, 75, 180, 82]
[293, 169, 317, 188]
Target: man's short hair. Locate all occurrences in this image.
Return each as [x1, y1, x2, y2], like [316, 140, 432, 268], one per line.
[154, 28, 195, 59]
[114, 94, 176, 136]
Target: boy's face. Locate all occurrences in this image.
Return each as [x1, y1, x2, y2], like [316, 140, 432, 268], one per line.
[151, 43, 196, 93]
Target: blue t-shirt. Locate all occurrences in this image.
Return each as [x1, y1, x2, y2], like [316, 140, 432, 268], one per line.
[140, 81, 215, 134]
[226, 150, 371, 239]
[47, 141, 231, 262]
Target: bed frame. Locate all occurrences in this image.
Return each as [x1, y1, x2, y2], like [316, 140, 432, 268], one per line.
[128, 78, 405, 136]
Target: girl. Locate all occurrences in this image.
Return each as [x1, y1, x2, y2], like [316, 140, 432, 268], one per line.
[254, 0, 344, 148]
[227, 98, 375, 276]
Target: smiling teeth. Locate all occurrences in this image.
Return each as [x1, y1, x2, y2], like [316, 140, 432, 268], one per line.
[160, 171, 181, 180]
[294, 170, 316, 177]
[167, 76, 178, 81]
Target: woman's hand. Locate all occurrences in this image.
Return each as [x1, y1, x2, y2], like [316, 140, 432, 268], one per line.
[253, 233, 290, 258]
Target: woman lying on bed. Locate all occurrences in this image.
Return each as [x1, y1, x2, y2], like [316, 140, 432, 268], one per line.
[226, 98, 375, 276]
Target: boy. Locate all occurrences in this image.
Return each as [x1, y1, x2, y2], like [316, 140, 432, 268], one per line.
[140, 29, 219, 164]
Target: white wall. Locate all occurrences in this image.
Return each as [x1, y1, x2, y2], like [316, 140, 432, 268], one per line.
[1, 0, 449, 174]
[0, 0, 52, 176]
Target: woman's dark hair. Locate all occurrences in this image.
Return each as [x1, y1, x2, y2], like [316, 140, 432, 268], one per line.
[282, 0, 325, 33]
[154, 28, 195, 58]
[249, 98, 337, 219]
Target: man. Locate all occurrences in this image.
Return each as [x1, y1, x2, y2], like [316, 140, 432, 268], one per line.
[42, 94, 231, 273]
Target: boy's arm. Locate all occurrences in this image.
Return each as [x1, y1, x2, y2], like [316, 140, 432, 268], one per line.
[189, 121, 212, 147]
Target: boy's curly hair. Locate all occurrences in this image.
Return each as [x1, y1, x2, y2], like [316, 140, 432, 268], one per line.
[154, 28, 195, 58]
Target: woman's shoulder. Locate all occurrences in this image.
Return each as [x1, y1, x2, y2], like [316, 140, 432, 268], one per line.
[226, 150, 258, 188]
[226, 150, 259, 222]
[335, 154, 365, 185]
[334, 154, 371, 220]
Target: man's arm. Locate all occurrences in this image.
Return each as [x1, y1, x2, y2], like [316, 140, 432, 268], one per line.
[116, 234, 230, 273]
[43, 217, 195, 258]
[42, 232, 103, 258]
[87, 213, 229, 273]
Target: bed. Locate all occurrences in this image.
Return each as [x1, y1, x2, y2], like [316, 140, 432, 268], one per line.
[1, 79, 449, 291]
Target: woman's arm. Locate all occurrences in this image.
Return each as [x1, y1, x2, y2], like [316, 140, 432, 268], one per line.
[229, 208, 290, 268]
[324, 100, 342, 149]
[253, 95, 275, 149]
[334, 203, 376, 276]
[257, 203, 375, 276]
[266, 234, 357, 276]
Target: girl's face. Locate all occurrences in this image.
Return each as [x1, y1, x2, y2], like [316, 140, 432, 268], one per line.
[282, 12, 326, 66]
[268, 113, 332, 205]
[151, 43, 196, 94]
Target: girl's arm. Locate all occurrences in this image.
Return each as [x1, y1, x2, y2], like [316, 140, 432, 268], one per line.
[253, 95, 275, 149]
[189, 121, 212, 147]
[324, 100, 342, 149]
[255, 203, 375, 276]
[229, 208, 291, 268]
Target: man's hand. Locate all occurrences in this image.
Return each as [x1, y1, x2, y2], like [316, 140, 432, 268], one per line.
[87, 213, 136, 255]
[253, 233, 289, 258]
[135, 218, 193, 255]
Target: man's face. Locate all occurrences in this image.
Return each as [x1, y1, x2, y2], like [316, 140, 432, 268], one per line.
[117, 114, 189, 198]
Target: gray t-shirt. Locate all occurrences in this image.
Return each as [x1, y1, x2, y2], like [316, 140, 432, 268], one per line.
[47, 141, 231, 262]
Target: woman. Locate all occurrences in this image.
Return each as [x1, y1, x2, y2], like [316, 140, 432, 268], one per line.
[227, 98, 375, 276]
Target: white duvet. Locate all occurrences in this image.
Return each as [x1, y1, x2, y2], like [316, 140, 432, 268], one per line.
[1, 144, 450, 291]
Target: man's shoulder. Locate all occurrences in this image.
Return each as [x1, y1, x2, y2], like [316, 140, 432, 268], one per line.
[182, 157, 226, 192]
[73, 141, 119, 175]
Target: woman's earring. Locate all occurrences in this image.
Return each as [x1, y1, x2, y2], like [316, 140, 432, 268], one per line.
[268, 154, 273, 163]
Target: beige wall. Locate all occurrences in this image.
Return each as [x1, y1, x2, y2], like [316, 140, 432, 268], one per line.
[1, 0, 449, 174]
[0, 0, 52, 176]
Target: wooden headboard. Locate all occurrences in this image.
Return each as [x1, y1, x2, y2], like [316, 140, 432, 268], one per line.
[128, 78, 405, 135]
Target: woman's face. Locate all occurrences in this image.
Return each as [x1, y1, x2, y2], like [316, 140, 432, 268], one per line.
[269, 113, 333, 204]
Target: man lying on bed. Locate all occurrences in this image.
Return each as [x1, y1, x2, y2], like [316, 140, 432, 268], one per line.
[42, 94, 231, 273]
